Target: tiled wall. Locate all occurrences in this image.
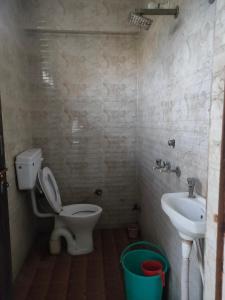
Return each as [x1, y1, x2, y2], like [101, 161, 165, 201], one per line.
[137, 0, 215, 299]
[15, 0, 224, 298]
[0, 0, 35, 278]
[22, 0, 138, 32]
[204, 0, 225, 298]
[25, 0, 139, 228]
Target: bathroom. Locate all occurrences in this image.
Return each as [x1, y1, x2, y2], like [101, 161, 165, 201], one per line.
[0, 0, 224, 299]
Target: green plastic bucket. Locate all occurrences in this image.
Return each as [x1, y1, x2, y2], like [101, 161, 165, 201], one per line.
[120, 241, 169, 300]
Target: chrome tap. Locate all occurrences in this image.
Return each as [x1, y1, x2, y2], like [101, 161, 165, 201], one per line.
[159, 161, 171, 173]
[153, 159, 181, 177]
[187, 178, 196, 198]
[153, 159, 164, 170]
[160, 162, 181, 177]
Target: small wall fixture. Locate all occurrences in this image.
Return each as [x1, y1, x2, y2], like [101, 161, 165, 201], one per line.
[129, 5, 179, 30]
[168, 139, 176, 148]
[153, 159, 181, 177]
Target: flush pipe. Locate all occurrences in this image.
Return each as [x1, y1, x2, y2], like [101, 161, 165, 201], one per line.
[181, 240, 193, 300]
[30, 189, 54, 218]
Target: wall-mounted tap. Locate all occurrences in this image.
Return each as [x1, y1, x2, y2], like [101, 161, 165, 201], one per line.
[153, 159, 165, 170]
[160, 161, 181, 177]
[159, 161, 171, 173]
[168, 139, 176, 148]
[153, 159, 181, 177]
[187, 178, 196, 198]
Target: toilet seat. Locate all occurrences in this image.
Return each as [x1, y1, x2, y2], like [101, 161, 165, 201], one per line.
[60, 204, 102, 218]
[38, 167, 102, 218]
[38, 167, 62, 213]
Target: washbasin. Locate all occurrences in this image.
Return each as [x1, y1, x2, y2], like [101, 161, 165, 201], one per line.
[161, 192, 206, 240]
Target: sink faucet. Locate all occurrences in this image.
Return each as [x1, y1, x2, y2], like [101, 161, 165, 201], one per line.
[187, 178, 196, 198]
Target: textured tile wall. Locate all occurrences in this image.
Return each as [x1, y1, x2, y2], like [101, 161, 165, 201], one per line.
[27, 32, 138, 228]
[0, 0, 35, 278]
[137, 0, 215, 299]
[22, 0, 225, 297]
[204, 0, 225, 298]
[21, 0, 139, 32]
[23, 0, 139, 228]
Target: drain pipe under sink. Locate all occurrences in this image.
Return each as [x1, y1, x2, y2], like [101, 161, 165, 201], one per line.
[181, 240, 192, 300]
[181, 239, 204, 300]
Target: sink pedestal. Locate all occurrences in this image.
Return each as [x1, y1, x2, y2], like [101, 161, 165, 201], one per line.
[181, 240, 192, 300]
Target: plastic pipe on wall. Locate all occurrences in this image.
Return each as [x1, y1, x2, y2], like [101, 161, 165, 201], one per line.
[30, 189, 54, 218]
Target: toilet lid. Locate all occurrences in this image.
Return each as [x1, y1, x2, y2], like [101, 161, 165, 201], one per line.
[38, 167, 62, 213]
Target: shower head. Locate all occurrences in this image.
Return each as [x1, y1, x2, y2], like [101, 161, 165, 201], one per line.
[129, 12, 153, 30]
[129, 6, 179, 30]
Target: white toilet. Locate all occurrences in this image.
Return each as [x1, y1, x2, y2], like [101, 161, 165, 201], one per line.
[15, 148, 102, 255]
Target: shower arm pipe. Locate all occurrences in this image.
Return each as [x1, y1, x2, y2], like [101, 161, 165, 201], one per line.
[135, 6, 179, 18]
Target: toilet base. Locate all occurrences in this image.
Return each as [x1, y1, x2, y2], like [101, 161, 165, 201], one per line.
[49, 226, 94, 256]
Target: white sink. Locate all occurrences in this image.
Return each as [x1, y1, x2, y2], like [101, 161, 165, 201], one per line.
[161, 192, 206, 241]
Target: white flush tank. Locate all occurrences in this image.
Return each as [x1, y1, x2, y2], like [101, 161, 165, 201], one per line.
[16, 148, 43, 190]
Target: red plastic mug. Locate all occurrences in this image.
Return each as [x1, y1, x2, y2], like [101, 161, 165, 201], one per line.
[141, 260, 165, 287]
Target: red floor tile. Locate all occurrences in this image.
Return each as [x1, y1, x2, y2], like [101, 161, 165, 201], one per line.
[102, 230, 125, 300]
[14, 229, 132, 300]
[26, 284, 49, 300]
[45, 283, 68, 300]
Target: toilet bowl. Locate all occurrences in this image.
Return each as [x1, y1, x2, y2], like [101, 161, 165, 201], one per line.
[56, 204, 102, 254]
[38, 167, 102, 255]
[15, 148, 103, 256]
